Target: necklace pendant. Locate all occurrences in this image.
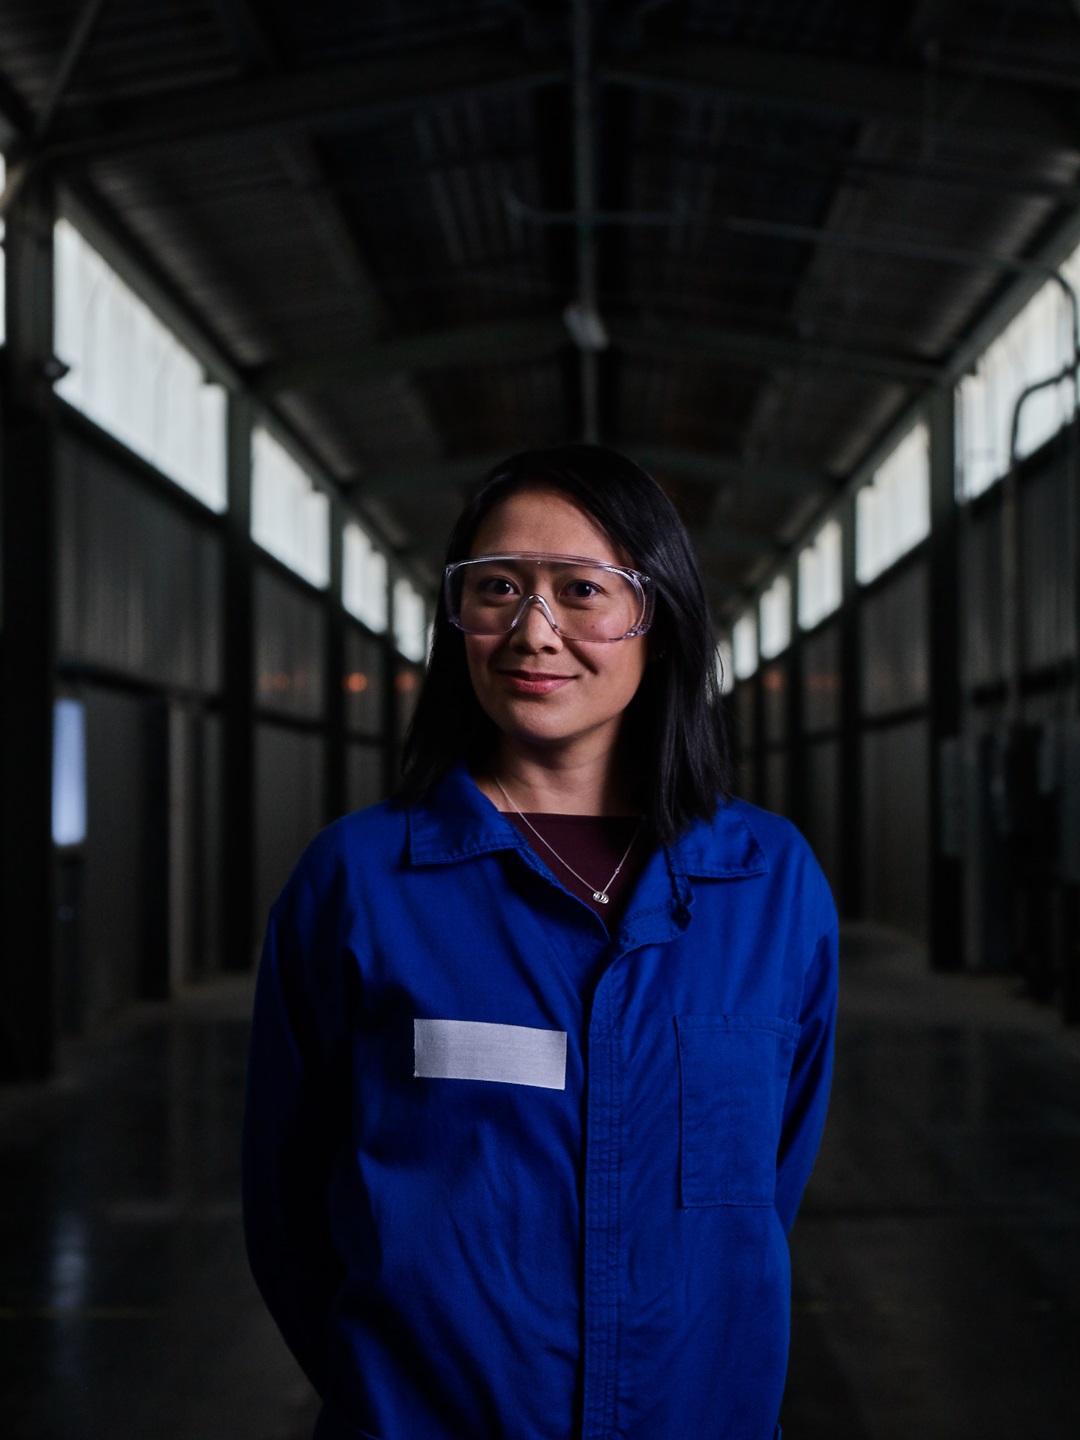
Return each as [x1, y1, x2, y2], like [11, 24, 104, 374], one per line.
[593, 891, 609, 904]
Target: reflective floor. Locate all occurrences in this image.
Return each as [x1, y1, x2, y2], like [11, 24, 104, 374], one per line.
[782, 926, 1080, 1440]
[1, 928, 1077, 1439]
[0, 981, 319, 1440]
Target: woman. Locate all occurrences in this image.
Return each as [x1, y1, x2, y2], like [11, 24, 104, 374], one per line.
[243, 444, 838, 1440]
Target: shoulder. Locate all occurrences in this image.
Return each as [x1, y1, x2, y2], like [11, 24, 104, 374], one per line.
[687, 796, 836, 936]
[306, 796, 407, 865]
[725, 797, 815, 863]
[271, 798, 409, 918]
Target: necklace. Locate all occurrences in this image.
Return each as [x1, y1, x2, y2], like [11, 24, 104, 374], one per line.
[493, 775, 643, 906]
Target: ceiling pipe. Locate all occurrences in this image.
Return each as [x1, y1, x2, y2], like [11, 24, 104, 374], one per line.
[1001, 356, 1080, 725]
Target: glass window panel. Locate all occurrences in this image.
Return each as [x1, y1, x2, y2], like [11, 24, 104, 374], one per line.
[957, 255, 1079, 500]
[53, 219, 227, 511]
[343, 625, 384, 735]
[251, 427, 330, 588]
[798, 517, 842, 630]
[52, 699, 87, 846]
[733, 613, 758, 680]
[715, 638, 734, 695]
[346, 741, 384, 812]
[856, 422, 930, 584]
[759, 574, 792, 660]
[342, 520, 388, 633]
[395, 663, 422, 737]
[393, 577, 428, 663]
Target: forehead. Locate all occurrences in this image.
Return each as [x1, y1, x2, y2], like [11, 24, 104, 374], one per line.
[469, 484, 627, 565]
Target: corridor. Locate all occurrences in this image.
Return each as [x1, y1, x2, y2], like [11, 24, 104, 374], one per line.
[2, 928, 1076, 1440]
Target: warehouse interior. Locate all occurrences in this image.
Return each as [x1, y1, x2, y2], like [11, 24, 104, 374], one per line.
[0, 2, 1078, 1437]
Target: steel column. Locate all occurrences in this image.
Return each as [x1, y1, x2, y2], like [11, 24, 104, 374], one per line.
[787, 568, 807, 833]
[927, 386, 965, 972]
[0, 175, 58, 1077]
[324, 497, 346, 823]
[222, 393, 256, 971]
[837, 488, 863, 917]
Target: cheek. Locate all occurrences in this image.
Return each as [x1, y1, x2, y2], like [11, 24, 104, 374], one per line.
[464, 636, 497, 692]
[609, 645, 648, 702]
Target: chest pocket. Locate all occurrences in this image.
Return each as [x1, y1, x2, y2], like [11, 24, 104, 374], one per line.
[676, 1014, 800, 1208]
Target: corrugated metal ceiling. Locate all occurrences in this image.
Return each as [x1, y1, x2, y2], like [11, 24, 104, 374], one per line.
[2, 0, 1080, 613]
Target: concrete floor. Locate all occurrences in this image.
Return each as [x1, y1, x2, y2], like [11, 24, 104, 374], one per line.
[0, 980, 319, 1440]
[1, 926, 1077, 1439]
[782, 925, 1080, 1440]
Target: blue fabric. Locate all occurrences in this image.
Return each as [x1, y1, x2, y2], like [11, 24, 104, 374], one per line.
[243, 764, 838, 1440]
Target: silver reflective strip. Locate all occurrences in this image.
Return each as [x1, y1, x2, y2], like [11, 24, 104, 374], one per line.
[414, 1018, 567, 1091]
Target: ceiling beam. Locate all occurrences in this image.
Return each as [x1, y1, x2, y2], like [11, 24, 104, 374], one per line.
[40, 43, 568, 162]
[612, 318, 944, 386]
[37, 38, 1074, 166]
[251, 318, 568, 397]
[352, 454, 505, 496]
[207, 0, 391, 325]
[253, 313, 940, 395]
[0, 68, 34, 144]
[353, 448, 826, 511]
[626, 445, 832, 498]
[601, 42, 1076, 154]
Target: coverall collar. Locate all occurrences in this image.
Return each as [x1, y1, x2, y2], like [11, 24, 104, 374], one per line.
[408, 762, 769, 880]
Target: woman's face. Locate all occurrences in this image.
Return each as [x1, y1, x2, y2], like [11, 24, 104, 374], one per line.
[463, 484, 649, 759]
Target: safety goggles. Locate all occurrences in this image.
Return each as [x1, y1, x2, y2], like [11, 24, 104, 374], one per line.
[444, 552, 655, 642]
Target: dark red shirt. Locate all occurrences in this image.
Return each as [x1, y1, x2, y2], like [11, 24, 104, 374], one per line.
[504, 812, 647, 928]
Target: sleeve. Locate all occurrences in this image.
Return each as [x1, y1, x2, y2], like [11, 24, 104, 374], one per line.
[774, 889, 839, 1234]
[241, 860, 352, 1395]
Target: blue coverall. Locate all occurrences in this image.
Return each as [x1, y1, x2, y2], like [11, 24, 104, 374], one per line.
[243, 763, 838, 1440]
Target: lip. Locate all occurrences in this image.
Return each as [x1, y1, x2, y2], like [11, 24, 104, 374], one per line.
[495, 669, 576, 695]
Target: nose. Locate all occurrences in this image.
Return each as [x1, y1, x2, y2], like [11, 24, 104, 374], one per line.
[509, 594, 561, 647]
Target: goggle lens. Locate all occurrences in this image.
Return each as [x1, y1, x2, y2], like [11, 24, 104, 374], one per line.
[445, 555, 653, 642]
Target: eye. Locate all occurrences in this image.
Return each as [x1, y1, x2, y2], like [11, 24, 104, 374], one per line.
[474, 574, 520, 601]
[561, 578, 607, 605]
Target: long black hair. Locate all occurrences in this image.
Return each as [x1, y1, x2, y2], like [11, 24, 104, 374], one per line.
[399, 444, 733, 844]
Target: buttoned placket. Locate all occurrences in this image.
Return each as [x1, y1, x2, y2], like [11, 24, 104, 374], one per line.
[579, 865, 693, 1440]
[488, 825, 695, 1440]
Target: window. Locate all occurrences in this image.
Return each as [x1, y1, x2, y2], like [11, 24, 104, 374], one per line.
[798, 518, 842, 630]
[715, 638, 735, 695]
[343, 521, 389, 633]
[957, 251, 1080, 500]
[856, 421, 930, 584]
[732, 612, 758, 680]
[759, 574, 792, 660]
[52, 699, 87, 846]
[251, 427, 330, 588]
[53, 219, 227, 511]
[393, 577, 428, 663]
